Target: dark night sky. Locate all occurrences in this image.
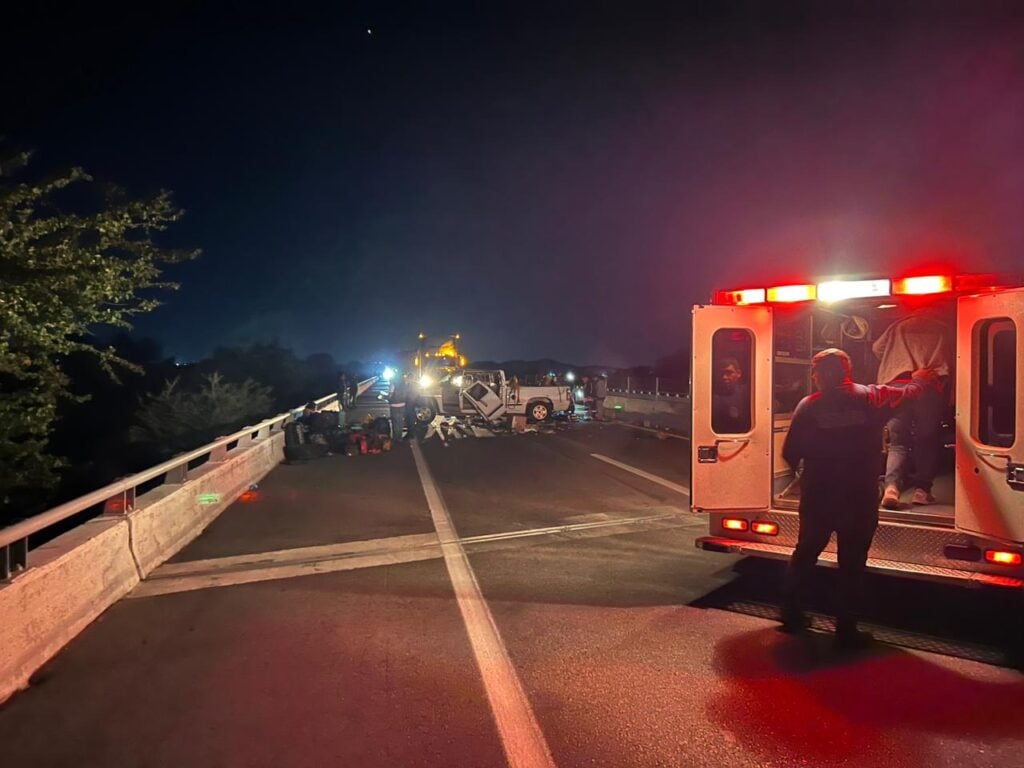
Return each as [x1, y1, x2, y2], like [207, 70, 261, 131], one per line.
[4, 2, 1024, 367]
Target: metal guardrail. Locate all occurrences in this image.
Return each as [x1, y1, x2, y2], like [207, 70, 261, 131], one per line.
[607, 375, 689, 398]
[0, 377, 378, 580]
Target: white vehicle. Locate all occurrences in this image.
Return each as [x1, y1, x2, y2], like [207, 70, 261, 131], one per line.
[422, 369, 573, 423]
[691, 271, 1024, 589]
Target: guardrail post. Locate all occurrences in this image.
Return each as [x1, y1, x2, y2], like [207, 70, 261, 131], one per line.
[1, 538, 28, 580]
[210, 440, 228, 462]
[103, 486, 136, 515]
[655, 377, 660, 400]
[626, 376, 631, 392]
[165, 464, 188, 485]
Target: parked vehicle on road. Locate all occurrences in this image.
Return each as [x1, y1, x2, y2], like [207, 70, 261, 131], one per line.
[418, 369, 573, 423]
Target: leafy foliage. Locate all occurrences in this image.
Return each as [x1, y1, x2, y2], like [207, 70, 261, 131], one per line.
[0, 150, 198, 509]
[130, 373, 272, 454]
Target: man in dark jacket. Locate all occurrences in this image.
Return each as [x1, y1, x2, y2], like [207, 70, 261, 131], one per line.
[780, 348, 939, 648]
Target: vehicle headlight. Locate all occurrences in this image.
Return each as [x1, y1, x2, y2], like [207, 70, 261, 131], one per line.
[419, 374, 433, 389]
[452, 375, 464, 387]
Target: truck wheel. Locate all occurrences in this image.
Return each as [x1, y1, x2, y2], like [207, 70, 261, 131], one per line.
[414, 402, 437, 423]
[528, 401, 551, 422]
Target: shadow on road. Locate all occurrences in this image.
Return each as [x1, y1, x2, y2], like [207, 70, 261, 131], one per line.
[693, 558, 1024, 668]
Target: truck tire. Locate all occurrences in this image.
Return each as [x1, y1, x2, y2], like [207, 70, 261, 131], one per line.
[414, 401, 437, 424]
[528, 400, 551, 422]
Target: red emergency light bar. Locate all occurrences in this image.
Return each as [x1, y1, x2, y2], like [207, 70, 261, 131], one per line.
[766, 284, 816, 303]
[713, 273, 1001, 306]
[714, 288, 766, 306]
[892, 275, 953, 295]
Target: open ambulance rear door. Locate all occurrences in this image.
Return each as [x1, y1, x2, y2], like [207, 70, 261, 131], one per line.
[691, 304, 774, 512]
[955, 287, 1024, 542]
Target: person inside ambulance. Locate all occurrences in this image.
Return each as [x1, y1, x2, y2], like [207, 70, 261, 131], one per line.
[780, 348, 941, 649]
[872, 311, 954, 508]
[712, 357, 750, 433]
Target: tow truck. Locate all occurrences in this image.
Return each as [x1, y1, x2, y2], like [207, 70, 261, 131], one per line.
[421, 369, 573, 423]
[691, 271, 1024, 589]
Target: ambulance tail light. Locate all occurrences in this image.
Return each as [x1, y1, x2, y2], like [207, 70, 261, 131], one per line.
[722, 517, 749, 532]
[817, 279, 890, 303]
[714, 288, 766, 306]
[984, 550, 1023, 567]
[751, 520, 779, 536]
[892, 275, 953, 295]
[766, 284, 816, 303]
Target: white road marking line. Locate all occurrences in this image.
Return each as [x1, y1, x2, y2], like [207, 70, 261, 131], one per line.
[411, 440, 557, 768]
[152, 534, 441, 578]
[611, 421, 691, 441]
[590, 453, 691, 497]
[130, 514, 693, 599]
[129, 543, 442, 598]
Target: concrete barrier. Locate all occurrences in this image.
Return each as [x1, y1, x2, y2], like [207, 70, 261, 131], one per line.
[0, 518, 139, 703]
[129, 432, 285, 576]
[604, 393, 692, 433]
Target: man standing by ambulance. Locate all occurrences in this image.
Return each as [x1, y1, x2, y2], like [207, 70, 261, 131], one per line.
[780, 348, 939, 649]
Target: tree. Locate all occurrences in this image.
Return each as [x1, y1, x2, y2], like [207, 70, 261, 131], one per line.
[129, 373, 273, 455]
[0, 150, 198, 512]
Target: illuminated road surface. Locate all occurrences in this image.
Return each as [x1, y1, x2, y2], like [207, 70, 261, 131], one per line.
[1, 419, 1022, 768]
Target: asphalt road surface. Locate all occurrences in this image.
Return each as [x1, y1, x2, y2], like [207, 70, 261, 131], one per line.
[2, 418, 1023, 767]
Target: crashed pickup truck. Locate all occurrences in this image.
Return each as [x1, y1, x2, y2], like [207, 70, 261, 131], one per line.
[417, 369, 573, 423]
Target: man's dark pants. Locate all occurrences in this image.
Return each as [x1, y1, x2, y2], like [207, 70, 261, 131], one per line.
[783, 490, 879, 632]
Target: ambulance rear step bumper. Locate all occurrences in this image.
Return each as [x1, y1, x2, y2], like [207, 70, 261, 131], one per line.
[695, 536, 1024, 589]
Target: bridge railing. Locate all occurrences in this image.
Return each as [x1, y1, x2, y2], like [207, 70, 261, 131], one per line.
[0, 377, 377, 581]
[607, 374, 688, 398]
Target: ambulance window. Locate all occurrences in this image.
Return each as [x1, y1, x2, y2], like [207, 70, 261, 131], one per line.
[976, 318, 1016, 449]
[712, 329, 753, 434]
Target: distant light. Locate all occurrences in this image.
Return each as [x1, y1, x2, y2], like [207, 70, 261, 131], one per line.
[452, 375, 464, 387]
[382, 366, 395, 381]
[566, 372, 576, 382]
[367, 28, 372, 35]
[575, 388, 584, 398]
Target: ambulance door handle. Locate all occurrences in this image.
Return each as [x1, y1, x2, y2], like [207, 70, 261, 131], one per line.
[975, 449, 1010, 463]
[715, 438, 750, 447]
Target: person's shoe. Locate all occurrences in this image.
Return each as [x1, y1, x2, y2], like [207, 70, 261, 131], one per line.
[911, 488, 936, 506]
[834, 627, 873, 652]
[777, 610, 811, 635]
[881, 485, 901, 509]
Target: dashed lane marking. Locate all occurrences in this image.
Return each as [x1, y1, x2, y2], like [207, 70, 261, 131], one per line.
[411, 440, 557, 768]
[590, 453, 691, 497]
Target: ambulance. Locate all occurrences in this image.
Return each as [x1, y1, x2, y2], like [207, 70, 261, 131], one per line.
[691, 272, 1024, 589]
